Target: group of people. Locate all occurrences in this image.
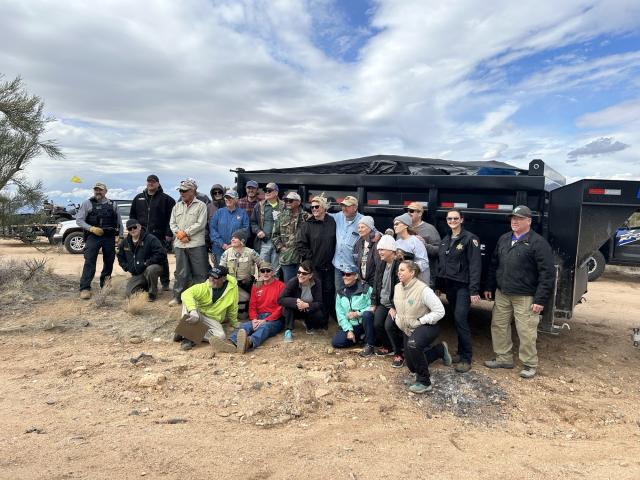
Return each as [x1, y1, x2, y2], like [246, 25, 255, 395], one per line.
[77, 176, 554, 393]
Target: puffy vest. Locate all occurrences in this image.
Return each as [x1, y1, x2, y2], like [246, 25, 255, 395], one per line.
[86, 198, 118, 233]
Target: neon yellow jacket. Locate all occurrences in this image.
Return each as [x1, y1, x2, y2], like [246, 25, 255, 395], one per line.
[181, 275, 239, 327]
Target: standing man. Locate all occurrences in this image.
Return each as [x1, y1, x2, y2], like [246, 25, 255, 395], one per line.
[483, 205, 555, 379]
[169, 179, 210, 306]
[117, 219, 166, 301]
[237, 180, 260, 248]
[77, 182, 123, 299]
[209, 190, 249, 266]
[129, 174, 176, 291]
[331, 196, 364, 293]
[272, 191, 307, 283]
[404, 202, 441, 286]
[251, 182, 284, 275]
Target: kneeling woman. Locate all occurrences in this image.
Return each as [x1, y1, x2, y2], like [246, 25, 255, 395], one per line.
[331, 267, 376, 357]
[393, 260, 450, 393]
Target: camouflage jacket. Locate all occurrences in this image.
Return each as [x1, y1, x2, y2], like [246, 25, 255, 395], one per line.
[272, 208, 309, 266]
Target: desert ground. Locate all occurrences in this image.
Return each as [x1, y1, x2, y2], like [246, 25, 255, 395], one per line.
[1, 239, 639, 480]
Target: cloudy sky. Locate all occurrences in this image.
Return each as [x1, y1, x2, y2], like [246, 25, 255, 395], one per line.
[1, 0, 639, 203]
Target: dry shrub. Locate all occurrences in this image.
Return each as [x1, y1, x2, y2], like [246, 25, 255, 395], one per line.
[126, 291, 148, 315]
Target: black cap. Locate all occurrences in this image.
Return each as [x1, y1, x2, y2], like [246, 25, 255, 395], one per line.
[510, 205, 532, 218]
[231, 230, 247, 243]
[126, 218, 140, 229]
[208, 265, 228, 279]
[147, 174, 160, 182]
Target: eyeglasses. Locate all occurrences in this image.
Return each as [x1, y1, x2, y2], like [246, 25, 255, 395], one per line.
[297, 270, 311, 276]
[212, 190, 223, 195]
[404, 208, 420, 214]
[127, 225, 139, 231]
[259, 268, 273, 273]
[446, 217, 461, 222]
[265, 189, 275, 193]
[310, 205, 321, 210]
[341, 272, 356, 277]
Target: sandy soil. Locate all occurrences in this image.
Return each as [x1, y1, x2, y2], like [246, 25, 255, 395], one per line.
[1, 239, 639, 480]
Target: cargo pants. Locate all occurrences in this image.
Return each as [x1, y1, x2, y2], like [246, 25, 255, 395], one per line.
[490, 289, 540, 368]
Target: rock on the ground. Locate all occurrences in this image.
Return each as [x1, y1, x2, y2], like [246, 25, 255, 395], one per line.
[138, 373, 166, 387]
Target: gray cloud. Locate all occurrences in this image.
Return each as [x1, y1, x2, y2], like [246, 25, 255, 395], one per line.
[567, 137, 630, 159]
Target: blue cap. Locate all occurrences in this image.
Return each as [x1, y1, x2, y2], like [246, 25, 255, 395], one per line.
[246, 180, 258, 188]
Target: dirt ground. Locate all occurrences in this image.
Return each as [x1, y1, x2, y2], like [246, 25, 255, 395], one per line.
[1, 239, 639, 480]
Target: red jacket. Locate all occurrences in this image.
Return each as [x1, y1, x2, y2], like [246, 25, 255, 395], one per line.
[249, 279, 285, 321]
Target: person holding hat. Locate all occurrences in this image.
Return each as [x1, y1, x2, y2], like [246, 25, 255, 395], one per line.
[169, 179, 210, 306]
[175, 265, 239, 351]
[273, 191, 308, 283]
[483, 205, 555, 379]
[251, 182, 284, 275]
[404, 202, 441, 286]
[129, 174, 176, 290]
[116, 218, 167, 300]
[393, 213, 430, 284]
[76, 182, 123, 299]
[209, 189, 249, 265]
[212, 262, 285, 354]
[353, 215, 381, 286]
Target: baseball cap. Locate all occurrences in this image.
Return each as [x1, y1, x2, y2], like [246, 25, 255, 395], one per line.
[340, 195, 358, 206]
[246, 180, 258, 188]
[176, 179, 197, 191]
[223, 189, 239, 199]
[93, 182, 107, 190]
[146, 174, 159, 182]
[340, 265, 358, 274]
[208, 266, 229, 279]
[394, 213, 413, 227]
[266, 182, 279, 192]
[510, 205, 532, 218]
[126, 218, 140, 229]
[285, 192, 301, 201]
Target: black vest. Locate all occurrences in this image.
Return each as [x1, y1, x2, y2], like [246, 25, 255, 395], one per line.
[86, 198, 118, 233]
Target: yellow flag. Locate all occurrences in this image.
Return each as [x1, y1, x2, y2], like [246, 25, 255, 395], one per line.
[70, 176, 82, 183]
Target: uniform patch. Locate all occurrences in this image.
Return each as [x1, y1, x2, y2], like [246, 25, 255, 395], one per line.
[408, 299, 414, 305]
[456, 244, 464, 250]
[472, 239, 479, 247]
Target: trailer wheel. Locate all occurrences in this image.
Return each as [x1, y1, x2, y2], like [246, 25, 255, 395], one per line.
[587, 251, 606, 281]
[64, 232, 85, 254]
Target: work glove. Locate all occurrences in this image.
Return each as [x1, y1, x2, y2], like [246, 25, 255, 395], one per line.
[89, 226, 104, 236]
[186, 310, 200, 324]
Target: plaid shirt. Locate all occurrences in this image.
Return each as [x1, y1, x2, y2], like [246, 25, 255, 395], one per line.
[237, 196, 259, 219]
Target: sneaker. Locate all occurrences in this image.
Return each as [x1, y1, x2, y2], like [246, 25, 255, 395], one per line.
[236, 329, 249, 354]
[79, 290, 91, 300]
[283, 330, 293, 343]
[375, 346, 393, 357]
[455, 361, 471, 373]
[161, 283, 171, 291]
[359, 345, 374, 357]
[408, 382, 432, 394]
[441, 341, 452, 366]
[168, 298, 180, 307]
[391, 355, 404, 368]
[303, 322, 315, 335]
[520, 365, 537, 379]
[147, 293, 157, 302]
[209, 336, 237, 354]
[180, 339, 195, 351]
[451, 354, 462, 364]
[484, 359, 514, 369]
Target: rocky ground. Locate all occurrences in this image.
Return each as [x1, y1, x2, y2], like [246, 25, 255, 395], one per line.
[1, 240, 639, 479]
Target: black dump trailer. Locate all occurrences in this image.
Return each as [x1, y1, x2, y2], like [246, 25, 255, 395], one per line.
[234, 155, 640, 334]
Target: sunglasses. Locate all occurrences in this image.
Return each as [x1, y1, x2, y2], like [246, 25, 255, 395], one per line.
[179, 189, 189, 193]
[310, 205, 321, 210]
[297, 270, 311, 276]
[127, 225, 139, 231]
[284, 198, 296, 203]
[212, 190, 223, 195]
[404, 208, 420, 214]
[341, 272, 356, 277]
[259, 268, 273, 273]
[446, 217, 461, 221]
[265, 189, 275, 193]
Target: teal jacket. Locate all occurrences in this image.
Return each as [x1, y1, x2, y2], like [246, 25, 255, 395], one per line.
[335, 281, 372, 332]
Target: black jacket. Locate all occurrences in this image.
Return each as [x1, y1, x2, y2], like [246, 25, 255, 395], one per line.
[129, 187, 176, 239]
[278, 275, 323, 313]
[486, 229, 555, 305]
[296, 214, 337, 270]
[353, 234, 381, 286]
[371, 259, 400, 307]
[117, 231, 166, 276]
[436, 229, 482, 295]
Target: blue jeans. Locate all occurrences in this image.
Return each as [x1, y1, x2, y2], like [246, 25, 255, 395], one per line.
[281, 264, 298, 284]
[444, 279, 472, 362]
[331, 311, 375, 348]
[229, 315, 283, 349]
[334, 268, 345, 293]
[260, 240, 280, 274]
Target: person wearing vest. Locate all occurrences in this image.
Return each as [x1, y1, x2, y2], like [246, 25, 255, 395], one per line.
[251, 182, 285, 275]
[392, 260, 450, 394]
[129, 174, 176, 290]
[76, 182, 123, 299]
[436, 208, 482, 374]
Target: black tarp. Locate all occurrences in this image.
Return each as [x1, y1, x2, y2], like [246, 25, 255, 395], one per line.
[243, 154, 526, 176]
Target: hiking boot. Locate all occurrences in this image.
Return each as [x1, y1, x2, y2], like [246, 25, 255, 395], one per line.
[441, 341, 452, 366]
[484, 359, 514, 369]
[375, 346, 393, 357]
[408, 382, 432, 394]
[391, 355, 404, 368]
[80, 290, 91, 300]
[147, 292, 157, 302]
[172, 333, 183, 342]
[209, 336, 237, 354]
[283, 330, 293, 343]
[236, 329, 249, 354]
[359, 345, 374, 357]
[161, 283, 171, 291]
[520, 365, 537, 379]
[180, 339, 196, 351]
[168, 298, 180, 307]
[455, 361, 471, 373]
[451, 354, 461, 364]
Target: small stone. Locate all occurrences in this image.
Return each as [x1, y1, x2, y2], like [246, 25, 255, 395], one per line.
[612, 387, 622, 395]
[378, 374, 387, 382]
[218, 411, 230, 417]
[252, 382, 263, 390]
[327, 348, 335, 354]
[72, 366, 87, 373]
[296, 363, 304, 369]
[315, 388, 331, 398]
[129, 410, 140, 416]
[129, 336, 143, 344]
[152, 337, 162, 343]
[344, 359, 357, 369]
[45, 399, 57, 405]
[138, 373, 166, 387]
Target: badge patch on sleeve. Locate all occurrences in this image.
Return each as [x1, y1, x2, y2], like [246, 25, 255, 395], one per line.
[472, 239, 479, 247]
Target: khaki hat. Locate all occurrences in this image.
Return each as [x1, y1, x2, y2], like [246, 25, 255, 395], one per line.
[93, 182, 107, 190]
[340, 195, 358, 206]
[285, 191, 301, 201]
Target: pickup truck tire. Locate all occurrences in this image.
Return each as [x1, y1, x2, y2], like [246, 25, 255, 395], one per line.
[64, 231, 85, 254]
[587, 251, 606, 282]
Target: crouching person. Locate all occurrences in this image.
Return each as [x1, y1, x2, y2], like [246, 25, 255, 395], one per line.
[211, 262, 285, 354]
[393, 260, 450, 394]
[117, 219, 166, 301]
[174, 266, 238, 351]
[331, 267, 376, 357]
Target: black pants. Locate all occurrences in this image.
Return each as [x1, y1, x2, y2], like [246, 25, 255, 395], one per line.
[404, 324, 443, 385]
[317, 266, 335, 320]
[444, 279, 472, 362]
[283, 307, 326, 331]
[385, 313, 405, 355]
[374, 305, 391, 348]
[160, 241, 170, 287]
[79, 234, 116, 291]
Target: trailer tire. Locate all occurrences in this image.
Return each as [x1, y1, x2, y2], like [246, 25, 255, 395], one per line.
[64, 231, 85, 254]
[587, 251, 606, 282]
